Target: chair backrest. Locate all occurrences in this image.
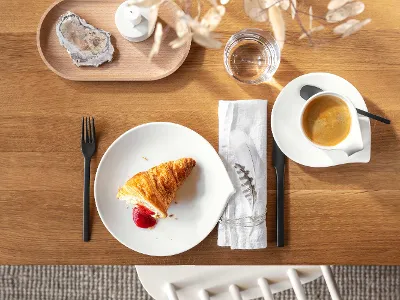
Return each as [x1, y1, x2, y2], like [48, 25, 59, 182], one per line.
[136, 265, 341, 300]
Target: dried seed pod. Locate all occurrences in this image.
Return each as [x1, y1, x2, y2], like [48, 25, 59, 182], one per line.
[333, 19, 360, 35]
[175, 17, 189, 38]
[327, 0, 352, 11]
[201, 5, 225, 31]
[169, 33, 192, 49]
[244, 0, 268, 22]
[342, 18, 371, 37]
[280, 0, 290, 10]
[326, 1, 365, 23]
[149, 22, 163, 59]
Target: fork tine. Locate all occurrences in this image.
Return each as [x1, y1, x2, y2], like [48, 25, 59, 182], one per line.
[88, 117, 92, 143]
[81, 117, 85, 143]
[85, 117, 89, 143]
[91, 117, 96, 144]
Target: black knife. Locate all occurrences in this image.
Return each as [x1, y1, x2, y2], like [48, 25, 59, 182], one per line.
[273, 139, 286, 247]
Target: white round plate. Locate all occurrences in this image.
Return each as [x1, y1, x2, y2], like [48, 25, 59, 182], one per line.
[94, 122, 235, 256]
[271, 73, 371, 167]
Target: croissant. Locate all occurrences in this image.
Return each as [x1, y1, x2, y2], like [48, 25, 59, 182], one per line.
[117, 158, 196, 218]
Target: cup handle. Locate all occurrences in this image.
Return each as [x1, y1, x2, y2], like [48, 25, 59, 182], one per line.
[343, 145, 364, 156]
[342, 135, 364, 156]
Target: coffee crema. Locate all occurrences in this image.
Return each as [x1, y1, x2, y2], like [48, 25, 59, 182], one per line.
[302, 95, 351, 146]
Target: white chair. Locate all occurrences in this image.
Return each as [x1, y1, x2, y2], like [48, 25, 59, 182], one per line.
[136, 265, 341, 300]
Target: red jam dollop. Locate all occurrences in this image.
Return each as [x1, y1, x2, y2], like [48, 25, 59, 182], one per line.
[133, 206, 157, 228]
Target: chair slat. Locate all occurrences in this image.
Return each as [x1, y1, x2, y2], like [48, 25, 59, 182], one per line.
[229, 284, 243, 300]
[165, 283, 179, 300]
[321, 266, 342, 300]
[258, 277, 274, 300]
[287, 268, 307, 300]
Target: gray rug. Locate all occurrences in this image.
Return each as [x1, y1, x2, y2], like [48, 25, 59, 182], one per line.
[0, 266, 399, 300]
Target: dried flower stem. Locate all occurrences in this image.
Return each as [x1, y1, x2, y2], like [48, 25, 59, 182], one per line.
[295, 9, 326, 20]
[289, 0, 313, 45]
[259, 0, 283, 14]
[195, 0, 201, 19]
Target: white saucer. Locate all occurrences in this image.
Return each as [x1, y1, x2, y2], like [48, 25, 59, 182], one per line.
[271, 73, 371, 167]
[94, 122, 235, 256]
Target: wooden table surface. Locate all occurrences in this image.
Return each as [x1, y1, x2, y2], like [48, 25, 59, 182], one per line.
[1, 0, 399, 265]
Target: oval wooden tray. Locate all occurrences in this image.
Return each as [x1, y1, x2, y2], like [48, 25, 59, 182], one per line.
[37, 0, 191, 81]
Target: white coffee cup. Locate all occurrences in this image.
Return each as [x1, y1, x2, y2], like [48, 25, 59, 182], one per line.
[299, 91, 364, 156]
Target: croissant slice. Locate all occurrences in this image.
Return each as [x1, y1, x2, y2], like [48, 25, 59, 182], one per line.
[117, 158, 196, 218]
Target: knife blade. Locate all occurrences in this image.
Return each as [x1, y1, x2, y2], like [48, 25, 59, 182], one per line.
[272, 138, 286, 247]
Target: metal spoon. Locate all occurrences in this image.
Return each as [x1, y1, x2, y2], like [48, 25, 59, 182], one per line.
[300, 85, 391, 124]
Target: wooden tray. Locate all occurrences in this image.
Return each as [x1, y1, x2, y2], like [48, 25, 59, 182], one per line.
[37, 0, 191, 81]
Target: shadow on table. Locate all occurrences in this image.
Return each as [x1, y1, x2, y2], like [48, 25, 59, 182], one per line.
[63, 45, 205, 94]
[298, 97, 399, 212]
[233, 58, 304, 102]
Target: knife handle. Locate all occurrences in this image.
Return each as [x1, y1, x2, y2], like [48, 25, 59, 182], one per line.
[276, 169, 285, 247]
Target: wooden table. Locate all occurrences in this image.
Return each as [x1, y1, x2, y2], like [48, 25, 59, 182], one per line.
[1, 0, 399, 265]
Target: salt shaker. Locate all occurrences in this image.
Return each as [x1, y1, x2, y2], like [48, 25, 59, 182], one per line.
[115, 0, 156, 42]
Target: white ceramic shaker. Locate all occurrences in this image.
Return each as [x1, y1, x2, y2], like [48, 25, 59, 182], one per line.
[115, 1, 156, 42]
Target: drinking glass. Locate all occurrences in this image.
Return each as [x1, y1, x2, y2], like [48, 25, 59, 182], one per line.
[224, 29, 281, 84]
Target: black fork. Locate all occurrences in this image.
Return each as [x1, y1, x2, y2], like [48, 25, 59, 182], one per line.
[81, 117, 96, 242]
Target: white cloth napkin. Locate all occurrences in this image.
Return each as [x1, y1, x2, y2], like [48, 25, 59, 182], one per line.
[218, 100, 268, 249]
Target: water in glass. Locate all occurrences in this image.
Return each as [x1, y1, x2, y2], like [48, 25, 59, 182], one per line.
[224, 29, 281, 84]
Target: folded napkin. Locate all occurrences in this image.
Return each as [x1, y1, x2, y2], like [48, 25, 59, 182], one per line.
[218, 100, 268, 249]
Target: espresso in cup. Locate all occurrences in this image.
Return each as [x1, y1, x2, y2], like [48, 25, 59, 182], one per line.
[302, 94, 351, 146]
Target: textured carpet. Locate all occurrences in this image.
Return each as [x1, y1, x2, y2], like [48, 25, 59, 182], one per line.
[0, 266, 399, 300]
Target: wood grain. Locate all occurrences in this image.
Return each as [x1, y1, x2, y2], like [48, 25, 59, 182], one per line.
[1, 0, 400, 265]
[37, 0, 191, 80]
